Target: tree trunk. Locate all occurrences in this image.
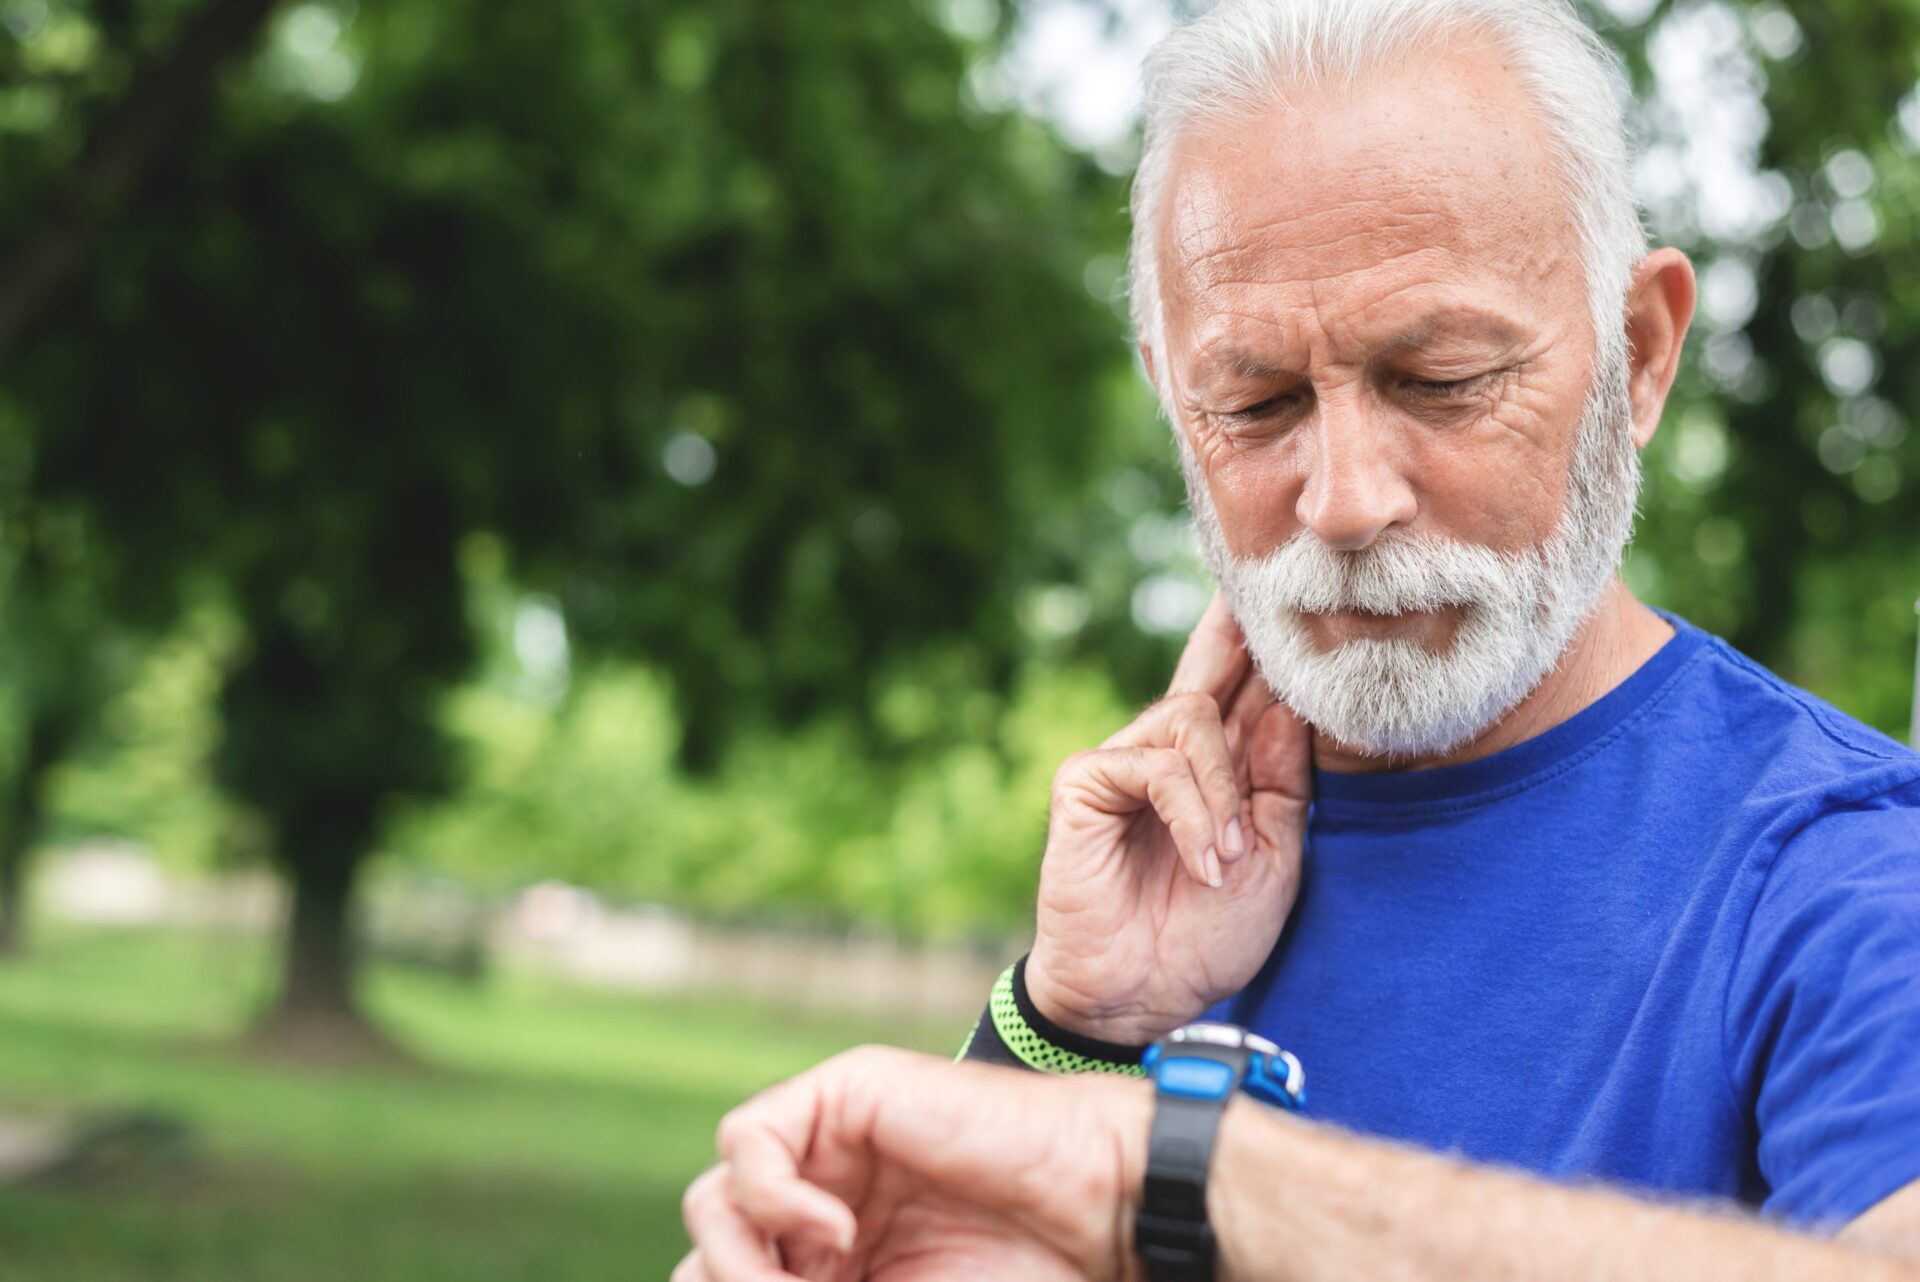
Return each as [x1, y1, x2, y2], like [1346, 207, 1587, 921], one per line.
[252, 850, 404, 1064]
[279, 853, 360, 1018]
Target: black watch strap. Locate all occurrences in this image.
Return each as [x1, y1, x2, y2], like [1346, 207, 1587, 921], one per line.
[955, 955, 1147, 1075]
[1134, 1042, 1251, 1281]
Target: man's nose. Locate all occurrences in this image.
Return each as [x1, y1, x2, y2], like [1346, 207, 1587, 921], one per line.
[1295, 395, 1418, 551]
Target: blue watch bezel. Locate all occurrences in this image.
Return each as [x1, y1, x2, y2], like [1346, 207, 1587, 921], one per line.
[1143, 1022, 1306, 1111]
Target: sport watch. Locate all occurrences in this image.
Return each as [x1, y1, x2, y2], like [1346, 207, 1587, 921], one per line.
[1134, 1022, 1305, 1281]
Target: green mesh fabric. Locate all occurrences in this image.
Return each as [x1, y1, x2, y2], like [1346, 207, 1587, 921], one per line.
[955, 1021, 978, 1062]
[989, 963, 1146, 1077]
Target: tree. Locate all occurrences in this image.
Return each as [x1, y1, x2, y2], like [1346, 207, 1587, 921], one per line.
[1599, 0, 1920, 736]
[0, 0, 282, 955]
[7, 0, 1129, 1049]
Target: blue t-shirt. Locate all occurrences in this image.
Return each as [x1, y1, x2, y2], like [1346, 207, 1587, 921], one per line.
[1212, 611, 1920, 1228]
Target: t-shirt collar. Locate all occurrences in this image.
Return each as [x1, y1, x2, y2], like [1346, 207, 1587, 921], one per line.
[1308, 608, 1707, 813]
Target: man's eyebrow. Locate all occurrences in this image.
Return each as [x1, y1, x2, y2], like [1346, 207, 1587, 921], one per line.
[1189, 308, 1529, 386]
[1221, 349, 1296, 380]
[1375, 309, 1528, 354]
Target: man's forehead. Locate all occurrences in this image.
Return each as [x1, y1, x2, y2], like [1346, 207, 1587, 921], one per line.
[1156, 40, 1582, 338]
[1200, 306, 1531, 375]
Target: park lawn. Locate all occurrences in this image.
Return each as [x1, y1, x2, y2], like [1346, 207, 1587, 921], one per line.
[0, 924, 960, 1280]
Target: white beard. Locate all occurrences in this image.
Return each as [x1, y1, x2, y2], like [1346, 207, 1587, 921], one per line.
[1181, 349, 1642, 760]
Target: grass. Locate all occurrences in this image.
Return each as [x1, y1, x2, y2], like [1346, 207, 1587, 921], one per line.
[0, 924, 961, 1280]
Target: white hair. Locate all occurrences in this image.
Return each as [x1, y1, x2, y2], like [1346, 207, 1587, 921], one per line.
[1129, 0, 1648, 402]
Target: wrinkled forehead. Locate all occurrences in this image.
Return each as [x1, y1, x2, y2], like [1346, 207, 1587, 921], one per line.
[1156, 41, 1588, 354]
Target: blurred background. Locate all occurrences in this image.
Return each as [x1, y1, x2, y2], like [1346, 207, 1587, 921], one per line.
[0, 0, 1914, 1275]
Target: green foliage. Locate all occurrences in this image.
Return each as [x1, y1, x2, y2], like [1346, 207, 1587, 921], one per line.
[43, 609, 236, 868]
[1609, 0, 1920, 738]
[387, 619, 1135, 937]
[3, 0, 1134, 994]
[319, 0, 1132, 765]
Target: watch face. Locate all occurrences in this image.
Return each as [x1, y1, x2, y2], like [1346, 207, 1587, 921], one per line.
[1160, 1023, 1306, 1110]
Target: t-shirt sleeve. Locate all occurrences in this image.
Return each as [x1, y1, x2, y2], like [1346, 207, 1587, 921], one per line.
[1724, 780, 1920, 1228]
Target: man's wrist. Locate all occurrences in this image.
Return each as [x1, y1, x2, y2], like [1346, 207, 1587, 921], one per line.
[1206, 1098, 1303, 1282]
[1119, 1082, 1297, 1282]
[1013, 951, 1159, 1059]
[1025, 951, 1191, 1047]
[1099, 1075, 1156, 1282]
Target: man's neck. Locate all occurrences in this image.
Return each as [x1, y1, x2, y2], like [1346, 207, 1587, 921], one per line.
[1312, 578, 1675, 775]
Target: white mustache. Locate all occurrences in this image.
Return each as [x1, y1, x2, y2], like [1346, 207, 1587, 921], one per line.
[1258, 530, 1537, 618]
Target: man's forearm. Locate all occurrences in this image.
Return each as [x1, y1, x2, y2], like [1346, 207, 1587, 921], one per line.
[1204, 1102, 1920, 1282]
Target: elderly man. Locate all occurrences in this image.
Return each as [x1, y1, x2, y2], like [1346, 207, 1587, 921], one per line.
[677, 0, 1920, 1277]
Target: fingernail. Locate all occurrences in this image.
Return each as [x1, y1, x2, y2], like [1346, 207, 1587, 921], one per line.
[1223, 817, 1246, 859]
[1205, 847, 1223, 888]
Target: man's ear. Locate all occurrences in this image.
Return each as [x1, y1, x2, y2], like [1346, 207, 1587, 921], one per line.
[1138, 339, 1158, 390]
[1622, 247, 1696, 450]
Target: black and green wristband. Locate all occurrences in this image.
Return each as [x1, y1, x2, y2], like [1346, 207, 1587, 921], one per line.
[956, 955, 1147, 1077]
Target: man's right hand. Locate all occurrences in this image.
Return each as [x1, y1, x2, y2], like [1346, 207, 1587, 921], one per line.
[1025, 592, 1311, 1046]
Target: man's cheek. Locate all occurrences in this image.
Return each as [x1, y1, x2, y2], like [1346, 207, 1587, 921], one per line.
[1456, 399, 1579, 539]
[1209, 453, 1307, 557]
